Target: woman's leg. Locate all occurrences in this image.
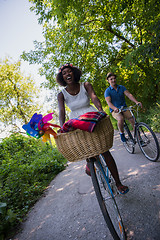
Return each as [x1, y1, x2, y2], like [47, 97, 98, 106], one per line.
[101, 151, 129, 194]
[86, 160, 91, 176]
[85, 152, 129, 194]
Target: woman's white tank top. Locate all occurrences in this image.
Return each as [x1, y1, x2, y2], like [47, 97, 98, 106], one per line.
[61, 83, 97, 119]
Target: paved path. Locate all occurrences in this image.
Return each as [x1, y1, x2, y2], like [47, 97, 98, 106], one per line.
[13, 131, 160, 240]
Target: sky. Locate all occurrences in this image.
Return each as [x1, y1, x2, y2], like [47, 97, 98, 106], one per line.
[0, 0, 54, 138]
[0, 0, 45, 84]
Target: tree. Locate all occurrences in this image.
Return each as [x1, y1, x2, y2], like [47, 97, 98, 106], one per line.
[0, 58, 41, 134]
[22, 0, 160, 108]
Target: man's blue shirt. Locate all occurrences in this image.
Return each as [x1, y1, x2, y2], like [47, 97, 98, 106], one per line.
[104, 85, 127, 112]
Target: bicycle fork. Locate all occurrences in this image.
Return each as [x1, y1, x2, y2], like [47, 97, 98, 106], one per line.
[124, 121, 136, 144]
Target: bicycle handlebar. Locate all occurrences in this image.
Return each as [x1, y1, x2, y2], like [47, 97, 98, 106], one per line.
[118, 104, 140, 113]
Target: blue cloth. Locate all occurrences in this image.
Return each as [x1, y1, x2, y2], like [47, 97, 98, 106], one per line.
[104, 85, 127, 112]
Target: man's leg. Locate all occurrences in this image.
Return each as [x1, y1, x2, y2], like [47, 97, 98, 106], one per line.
[112, 112, 126, 142]
[112, 112, 125, 133]
[128, 117, 135, 129]
[123, 111, 135, 129]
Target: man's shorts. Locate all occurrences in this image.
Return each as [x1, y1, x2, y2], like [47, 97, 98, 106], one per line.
[112, 110, 132, 121]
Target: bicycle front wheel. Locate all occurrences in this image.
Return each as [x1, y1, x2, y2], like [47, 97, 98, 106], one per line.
[123, 124, 135, 154]
[137, 122, 160, 161]
[89, 156, 126, 240]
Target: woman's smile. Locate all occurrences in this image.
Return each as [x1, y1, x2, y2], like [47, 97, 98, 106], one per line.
[62, 68, 74, 83]
[67, 76, 72, 80]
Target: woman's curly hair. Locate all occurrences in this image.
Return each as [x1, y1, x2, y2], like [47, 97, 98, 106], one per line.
[56, 63, 82, 86]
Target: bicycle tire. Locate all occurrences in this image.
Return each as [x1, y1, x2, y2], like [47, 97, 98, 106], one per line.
[123, 123, 135, 154]
[136, 122, 160, 161]
[89, 156, 126, 240]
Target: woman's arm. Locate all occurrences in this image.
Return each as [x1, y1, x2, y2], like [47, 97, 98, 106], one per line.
[57, 92, 66, 127]
[84, 82, 104, 111]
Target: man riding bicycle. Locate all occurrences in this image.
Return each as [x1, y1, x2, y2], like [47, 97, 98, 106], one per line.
[104, 72, 142, 142]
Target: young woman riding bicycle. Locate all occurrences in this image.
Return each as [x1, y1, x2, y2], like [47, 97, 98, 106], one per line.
[56, 64, 129, 194]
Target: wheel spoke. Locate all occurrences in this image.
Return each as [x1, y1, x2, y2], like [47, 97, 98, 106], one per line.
[137, 123, 159, 161]
[123, 125, 135, 154]
[90, 156, 126, 239]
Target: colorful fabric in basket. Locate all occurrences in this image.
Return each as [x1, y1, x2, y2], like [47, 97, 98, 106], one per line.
[61, 111, 107, 133]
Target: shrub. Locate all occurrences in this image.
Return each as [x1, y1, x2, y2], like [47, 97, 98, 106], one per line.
[139, 102, 160, 132]
[105, 102, 160, 133]
[0, 134, 67, 239]
[146, 103, 160, 132]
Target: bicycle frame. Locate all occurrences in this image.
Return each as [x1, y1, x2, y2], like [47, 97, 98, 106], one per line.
[96, 156, 116, 198]
[121, 105, 139, 144]
[120, 105, 159, 161]
[89, 155, 126, 239]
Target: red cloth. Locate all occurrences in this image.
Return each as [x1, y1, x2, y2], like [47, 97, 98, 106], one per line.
[61, 111, 106, 133]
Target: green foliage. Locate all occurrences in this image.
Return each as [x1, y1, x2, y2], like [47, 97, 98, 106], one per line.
[0, 134, 67, 239]
[139, 102, 160, 132]
[24, 0, 160, 110]
[105, 102, 160, 133]
[104, 106, 118, 130]
[0, 57, 41, 131]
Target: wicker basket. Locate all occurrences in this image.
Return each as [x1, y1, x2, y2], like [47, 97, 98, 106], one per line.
[55, 116, 114, 162]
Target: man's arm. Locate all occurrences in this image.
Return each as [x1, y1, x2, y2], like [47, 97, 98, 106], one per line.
[105, 96, 119, 113]
[124, 90, 142, 107]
